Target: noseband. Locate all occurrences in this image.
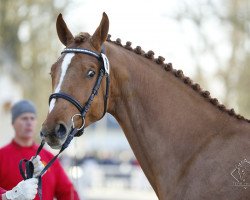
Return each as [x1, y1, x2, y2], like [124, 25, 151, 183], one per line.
[49, 47, 110, 136]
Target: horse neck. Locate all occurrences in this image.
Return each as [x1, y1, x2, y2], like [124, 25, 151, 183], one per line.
[105, 42, 236, 195]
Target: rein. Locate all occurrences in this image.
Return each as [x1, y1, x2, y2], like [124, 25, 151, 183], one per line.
[19, 47, 110, 199]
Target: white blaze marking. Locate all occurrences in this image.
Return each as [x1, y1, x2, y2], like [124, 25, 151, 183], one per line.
[49, 53, 75, 112]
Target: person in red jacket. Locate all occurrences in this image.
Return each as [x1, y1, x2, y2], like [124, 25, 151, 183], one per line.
[0, 100, 80, 200]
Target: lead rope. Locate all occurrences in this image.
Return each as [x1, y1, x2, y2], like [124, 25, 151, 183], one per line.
[25, 67, 108, 199]
[73, 138, 79, 194]
[19, 128, 79, 200]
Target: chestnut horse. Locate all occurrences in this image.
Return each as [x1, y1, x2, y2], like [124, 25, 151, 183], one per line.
[41, 13, 250, 199]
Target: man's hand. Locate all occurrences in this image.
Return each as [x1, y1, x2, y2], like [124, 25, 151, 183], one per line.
[30, 155, 44, 177]
[5, 178, 38, 200]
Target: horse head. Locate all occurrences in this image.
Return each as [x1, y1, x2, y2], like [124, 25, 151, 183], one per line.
[41, 13, 110, 149]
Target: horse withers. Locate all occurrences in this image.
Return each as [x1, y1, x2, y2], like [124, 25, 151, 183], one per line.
[41, 13, 250, 199]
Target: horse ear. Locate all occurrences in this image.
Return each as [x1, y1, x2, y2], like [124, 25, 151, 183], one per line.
[91, 12, 109, 51]
[56, 13, 74, 46]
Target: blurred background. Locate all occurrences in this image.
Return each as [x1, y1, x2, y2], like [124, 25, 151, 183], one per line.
[0, 0, 249, 199]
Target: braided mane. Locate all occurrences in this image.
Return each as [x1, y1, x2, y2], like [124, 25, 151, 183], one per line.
[105, 34, 250, 123]
[73, 33, 249, 122]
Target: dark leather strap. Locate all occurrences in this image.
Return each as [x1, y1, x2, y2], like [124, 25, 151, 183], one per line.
[49, 92, 83, 113]
[49, 47, 110, 136]
[62, 48, 100, 60]
[19, 47, 110, 199]
[19, 129, 78, 199]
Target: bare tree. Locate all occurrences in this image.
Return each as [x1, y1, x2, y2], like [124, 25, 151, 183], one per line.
[0, 0, 73, 136]
[173, 0, 250, 117]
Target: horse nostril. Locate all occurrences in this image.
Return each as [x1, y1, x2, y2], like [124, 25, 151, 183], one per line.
[40, 131, 46, 138]
[55, 123, 67, 138]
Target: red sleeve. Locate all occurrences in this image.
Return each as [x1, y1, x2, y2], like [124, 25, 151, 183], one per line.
[53, 160, 80, 200]
[0, 187, 6, 200]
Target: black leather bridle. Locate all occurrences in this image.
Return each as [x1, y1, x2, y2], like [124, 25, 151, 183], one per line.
[19, 47, 110, 199]
[49, 47, 110, 136]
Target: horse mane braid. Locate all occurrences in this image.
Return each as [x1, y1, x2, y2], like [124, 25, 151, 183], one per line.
[106, 34, 250, 123]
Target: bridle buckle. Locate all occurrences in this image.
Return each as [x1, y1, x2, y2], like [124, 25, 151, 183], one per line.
[71, 113, 85, 131]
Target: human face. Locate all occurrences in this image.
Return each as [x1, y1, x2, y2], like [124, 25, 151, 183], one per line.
[13, 112, 37, 140]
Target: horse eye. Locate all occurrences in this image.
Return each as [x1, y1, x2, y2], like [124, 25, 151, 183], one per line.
[87, 70, 95, 78]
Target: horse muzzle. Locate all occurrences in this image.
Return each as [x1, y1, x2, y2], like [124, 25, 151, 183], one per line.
[40, 122, 69, 149]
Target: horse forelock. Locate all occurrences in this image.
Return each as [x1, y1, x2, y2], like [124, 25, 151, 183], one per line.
[74, 32, 91, 44]
[106, 34, 249, 123]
